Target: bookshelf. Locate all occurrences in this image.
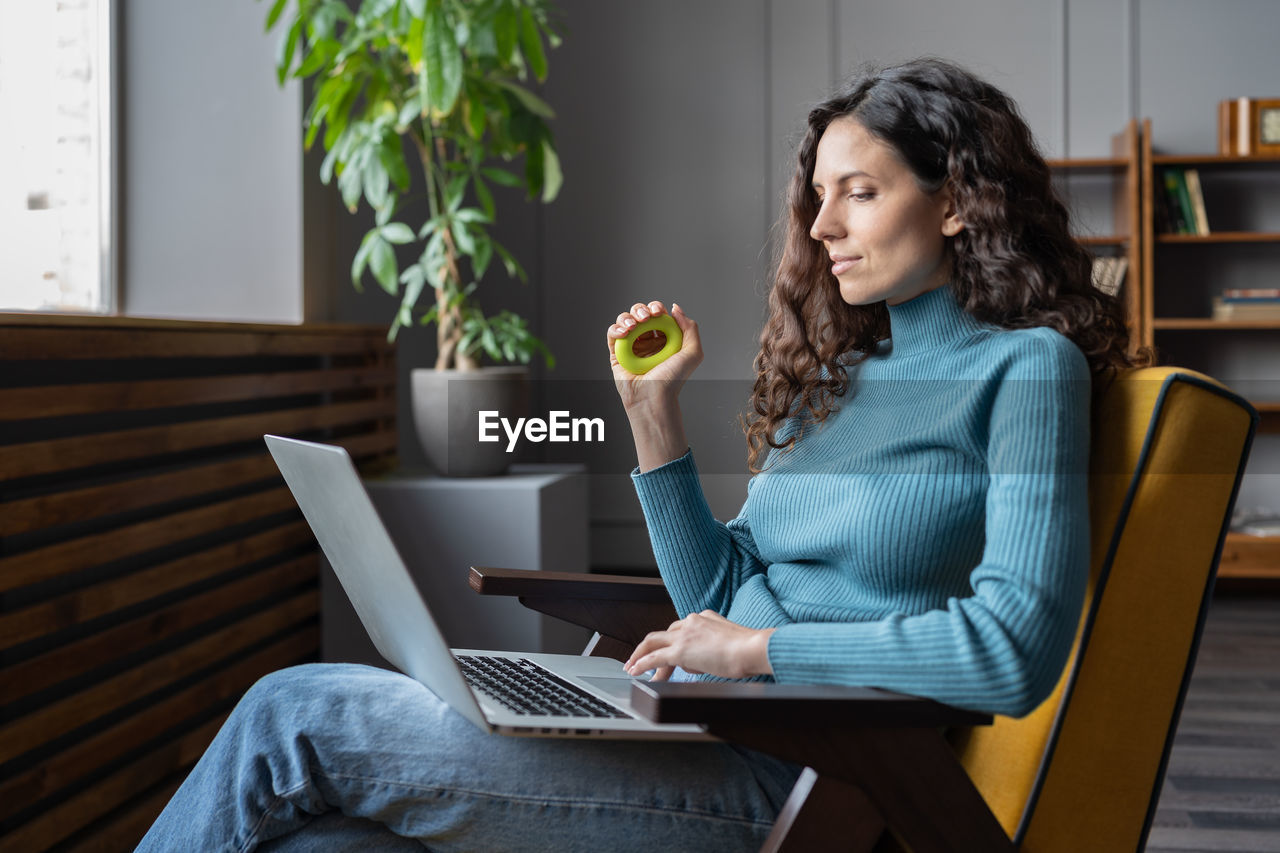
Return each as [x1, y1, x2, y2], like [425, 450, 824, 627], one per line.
[1047, 119, 1143, 347]
[1138, 118, 1280, 579]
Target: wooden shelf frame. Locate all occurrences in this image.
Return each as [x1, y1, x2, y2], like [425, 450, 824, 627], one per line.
[1051, 120, 1143, 343]
[1153, 318, 1280, 330]
[1156, 231, 1280, 244]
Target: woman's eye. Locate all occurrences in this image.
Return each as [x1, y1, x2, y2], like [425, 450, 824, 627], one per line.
[850, 191, 875, 202]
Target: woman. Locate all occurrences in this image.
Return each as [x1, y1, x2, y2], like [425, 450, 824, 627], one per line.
[137, 58, 1137, 852]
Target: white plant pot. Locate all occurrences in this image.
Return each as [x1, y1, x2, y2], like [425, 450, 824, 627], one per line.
[410, 366, 530, 477]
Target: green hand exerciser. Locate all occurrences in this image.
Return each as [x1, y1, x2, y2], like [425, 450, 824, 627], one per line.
[614, 314, 682, 375]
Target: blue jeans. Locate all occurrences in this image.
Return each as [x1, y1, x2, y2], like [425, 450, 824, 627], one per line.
[136, 663, 801, 852]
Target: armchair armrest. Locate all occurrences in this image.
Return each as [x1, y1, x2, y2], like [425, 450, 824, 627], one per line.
[468, 566, 670, 601]
[630, 680, 992, 728]
[468, 566, 677, 657]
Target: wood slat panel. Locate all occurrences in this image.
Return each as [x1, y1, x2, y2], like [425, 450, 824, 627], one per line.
[0, 714, 229, 853]
[0, 397, 395, 480]
[1, 453, 279, 538]
[0, 530, 314, 669]
[0, 487, 299, 594]
[0, 325, 391, 361]
[0, 365, 395, 422]
[59, 776, 184, 853]
[3, 428, 395, 538]
[0, 592, 317, 821]
[0, 597, 317, 824]
[334, 427, 398, 460]
[1, 318, 393, 852]
[0, 590, 320, 765]
[0, 554, 316, 704]
[0, 627, 316, 853]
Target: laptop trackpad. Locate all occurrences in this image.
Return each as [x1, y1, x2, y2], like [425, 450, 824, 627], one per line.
[579, 676, 638, 704]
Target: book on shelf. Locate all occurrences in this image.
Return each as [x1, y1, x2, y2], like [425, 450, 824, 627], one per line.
[1239, 96, 1254, 156]
[1090, 256, 1128, 296]
[1184, 169, 1210, 235]
[1219, 99, 1238, 155]
[1223, 287, 1280, 299]
[1219, 98, 1253, 156]
[1160, 168, 1192, 234]
[1158, 167, 1209, 235]
[1212, 291, 1280, 321]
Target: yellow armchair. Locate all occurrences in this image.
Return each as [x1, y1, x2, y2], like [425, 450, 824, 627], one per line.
[472, 366, 1258, 851]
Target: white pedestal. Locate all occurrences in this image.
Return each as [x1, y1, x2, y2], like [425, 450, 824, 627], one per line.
[321, 465, 593, 669]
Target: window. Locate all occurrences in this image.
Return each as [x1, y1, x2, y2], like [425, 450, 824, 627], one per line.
[0, 0, 114, 313]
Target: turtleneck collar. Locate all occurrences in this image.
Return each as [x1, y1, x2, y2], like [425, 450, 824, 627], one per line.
[883, 284, 986, 357]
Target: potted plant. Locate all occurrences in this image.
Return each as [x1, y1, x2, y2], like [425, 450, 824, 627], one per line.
[265, 0, 561, 475]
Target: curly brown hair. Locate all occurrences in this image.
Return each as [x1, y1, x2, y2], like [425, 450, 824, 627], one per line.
[745, 58, 1144, 473]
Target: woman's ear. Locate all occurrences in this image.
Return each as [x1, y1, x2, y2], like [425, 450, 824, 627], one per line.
[939, 186, 965, 237]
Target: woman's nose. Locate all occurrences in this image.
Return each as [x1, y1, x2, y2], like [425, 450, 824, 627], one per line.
[810, 201, 844, 242]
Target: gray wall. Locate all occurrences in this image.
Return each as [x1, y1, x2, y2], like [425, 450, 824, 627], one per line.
[121, 1, 1280, 563]
[122, 0, 302, 323]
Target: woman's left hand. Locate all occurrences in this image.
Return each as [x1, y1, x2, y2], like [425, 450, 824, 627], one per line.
[623, 611, 775, 681]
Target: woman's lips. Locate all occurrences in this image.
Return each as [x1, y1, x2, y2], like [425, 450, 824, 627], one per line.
[831, 256, 859, 275]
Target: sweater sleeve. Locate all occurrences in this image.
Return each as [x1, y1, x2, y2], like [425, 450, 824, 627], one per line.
[766, 333, 1092, 717]
[631, 450, 768, 617]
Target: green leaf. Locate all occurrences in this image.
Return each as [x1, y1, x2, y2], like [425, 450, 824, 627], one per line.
[382, 222, 416, 244]
[399, 263, 428, 318]
[370, 237, 399, 294]
[472, 232, 493, 279]
[338, 159, 363, 211]
[319, 136, 341, 184]
[374, 200, 395, 227]
[364, 156, 390, 209]
[351, 229, 379, 289]
[405, 0, 427, 17]
[493, 241, 527, 282]
[276, 17, 304, 86]
[493, 1, 518, 63]
[473, 176, 495, 220]
[416, 303, 440, 327]
[518, 7, 548, 82]
[539, 137, 562, 202]
[452, 219, 476, 255]
[454, 207, 490, 224]
[445, 174, 468, 211]
[381, 137, 412, 190]
[481, 325, 499, 361]
[265, 0, 290, 32]
[396, 97, 421, 129]
[493, 79, 555, 119]
[465, 91, 487, 139]
[295, 47, 325, 80]
[418, 213, 447, 240]
[480, 166, 522, 188]
[405, 13, 425, 68]
[424, 0, 463, 114]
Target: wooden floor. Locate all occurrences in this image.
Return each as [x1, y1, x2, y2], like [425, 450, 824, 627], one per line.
[1147, 591, 1280, 852]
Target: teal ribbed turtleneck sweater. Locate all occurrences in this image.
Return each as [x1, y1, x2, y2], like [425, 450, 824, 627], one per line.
[631, 285, 1091, 716]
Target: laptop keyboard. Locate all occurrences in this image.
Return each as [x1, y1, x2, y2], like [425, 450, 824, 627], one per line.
[456, 655, 631, 719]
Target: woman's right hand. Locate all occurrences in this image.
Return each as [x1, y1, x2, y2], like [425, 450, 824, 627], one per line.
[606, 301, 703, 414]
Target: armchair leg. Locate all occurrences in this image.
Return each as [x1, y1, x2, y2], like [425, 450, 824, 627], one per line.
[581, 632, 633, 661]
[715, 724, 1014, 853]
[762, 767, 885, 853]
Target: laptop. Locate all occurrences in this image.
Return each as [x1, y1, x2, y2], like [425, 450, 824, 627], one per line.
[264, 434, 710, 740]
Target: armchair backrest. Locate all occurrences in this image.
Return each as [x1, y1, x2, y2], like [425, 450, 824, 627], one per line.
[951, 367, 1257, 852]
